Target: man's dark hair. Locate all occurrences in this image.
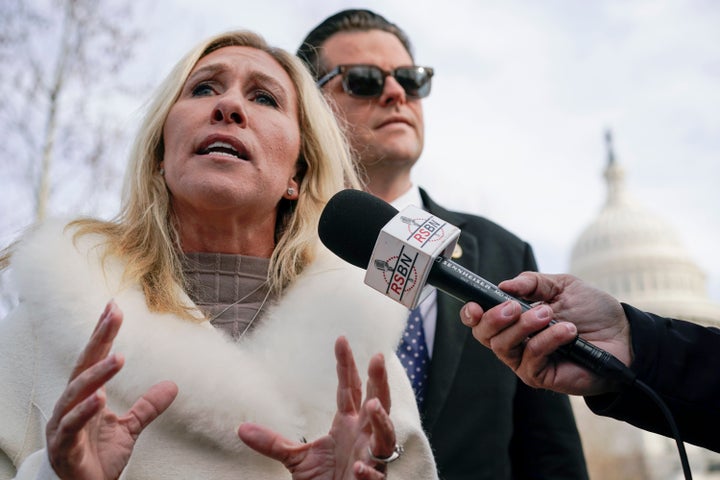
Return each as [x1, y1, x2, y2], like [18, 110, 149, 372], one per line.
[297, 9, 414, 80]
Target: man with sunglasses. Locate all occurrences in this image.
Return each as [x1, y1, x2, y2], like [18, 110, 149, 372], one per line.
[298, 9, 588, 480]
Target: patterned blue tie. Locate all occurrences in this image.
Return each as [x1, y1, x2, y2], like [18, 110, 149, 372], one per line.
[397, 306, 430, 409]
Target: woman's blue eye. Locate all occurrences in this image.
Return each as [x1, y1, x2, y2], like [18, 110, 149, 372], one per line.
[254, 91, 278, 107]
[191, 83, 214, 97]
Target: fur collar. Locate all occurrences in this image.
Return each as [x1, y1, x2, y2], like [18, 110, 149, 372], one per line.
[11, 219, 410, 452]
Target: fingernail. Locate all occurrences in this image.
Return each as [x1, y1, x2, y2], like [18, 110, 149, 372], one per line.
[461, 306, 472, 324]
[104, 299, 118, 320]
[86, 391, 99, 406]
[97, 308, 112, 334]
[102, 354, 117, 370]
[535, 305, 552, 320]
[101, 302, 112, 321]
[565, 322, 577, 335]
[501, 302, 516, 318]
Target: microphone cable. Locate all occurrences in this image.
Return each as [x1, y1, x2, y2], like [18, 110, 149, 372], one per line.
[533, 314, 693, 478]
[631, 379, 692, 480]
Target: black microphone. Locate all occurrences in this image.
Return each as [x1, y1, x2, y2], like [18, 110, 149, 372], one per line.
[318, 189, 636, 385]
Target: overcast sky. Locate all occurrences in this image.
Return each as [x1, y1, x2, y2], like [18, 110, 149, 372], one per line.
[133, 0, 719, 300]
[4, 0, 718, 303]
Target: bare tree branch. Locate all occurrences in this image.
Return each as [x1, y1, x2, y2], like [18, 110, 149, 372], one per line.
[0, 0, 144, 313]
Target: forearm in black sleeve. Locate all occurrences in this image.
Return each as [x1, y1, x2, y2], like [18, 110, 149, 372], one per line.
[585, 304, 720, 452]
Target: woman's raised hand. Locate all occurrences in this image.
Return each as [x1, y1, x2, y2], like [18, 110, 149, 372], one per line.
[45, 300, 178, 480]
[238, 336, 399, 480]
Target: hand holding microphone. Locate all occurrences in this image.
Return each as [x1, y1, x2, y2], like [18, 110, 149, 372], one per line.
[460, 271, 634, 396]
[318, 189, 636, 387]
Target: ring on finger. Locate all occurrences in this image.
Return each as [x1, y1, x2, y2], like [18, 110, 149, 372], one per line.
[368, 444, 404, 464]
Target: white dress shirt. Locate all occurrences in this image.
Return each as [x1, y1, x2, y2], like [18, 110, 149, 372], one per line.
[391, 185, 438, 357]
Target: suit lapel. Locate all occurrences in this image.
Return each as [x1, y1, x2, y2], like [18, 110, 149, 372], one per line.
[418, 189, 481, 431]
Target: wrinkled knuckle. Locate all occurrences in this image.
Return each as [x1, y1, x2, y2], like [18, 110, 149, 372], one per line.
[522, 337, 543, 357]
[488, 336, 514, 358]
[509, 361, 523, 375]
[475, 332, 491, 348]
[517, 368, 542, 389]
[527, 377, 543, 389]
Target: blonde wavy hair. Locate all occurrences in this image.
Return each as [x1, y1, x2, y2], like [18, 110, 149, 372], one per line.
[2, 30, 361, 320]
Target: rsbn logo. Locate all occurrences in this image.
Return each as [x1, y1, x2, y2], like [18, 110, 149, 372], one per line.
[400, 216, 446, 246]
[373, 251, 419, 300]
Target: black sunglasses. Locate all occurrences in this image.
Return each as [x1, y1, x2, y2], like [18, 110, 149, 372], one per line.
[317, 64, 434, 99]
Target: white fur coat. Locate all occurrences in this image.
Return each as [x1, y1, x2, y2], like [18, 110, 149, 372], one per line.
[0, 220, 437, 479]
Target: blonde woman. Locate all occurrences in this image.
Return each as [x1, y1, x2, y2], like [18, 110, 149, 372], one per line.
[0, 30, 436, 480]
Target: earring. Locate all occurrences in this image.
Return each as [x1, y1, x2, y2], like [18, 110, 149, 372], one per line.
[287, 187, 296, 196]
[159, 167, 165, 176]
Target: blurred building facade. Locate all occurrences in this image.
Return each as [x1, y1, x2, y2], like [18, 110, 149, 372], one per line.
[567, 132, 720, 479]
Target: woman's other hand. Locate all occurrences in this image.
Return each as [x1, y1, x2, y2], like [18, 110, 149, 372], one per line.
[238, 336, 399, 480]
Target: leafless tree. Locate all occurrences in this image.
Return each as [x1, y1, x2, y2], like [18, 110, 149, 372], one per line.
[0, 0, 142, 314]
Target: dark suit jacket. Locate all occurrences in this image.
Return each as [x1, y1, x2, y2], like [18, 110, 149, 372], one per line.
[586, 305, 720, 453]
[419, 188, 589, 480]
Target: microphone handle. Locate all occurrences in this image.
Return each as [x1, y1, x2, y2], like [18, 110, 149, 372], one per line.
[429, 257, 636, 385]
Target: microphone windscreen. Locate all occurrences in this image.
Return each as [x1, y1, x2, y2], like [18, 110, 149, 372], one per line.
[318, 189, 398, 269]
